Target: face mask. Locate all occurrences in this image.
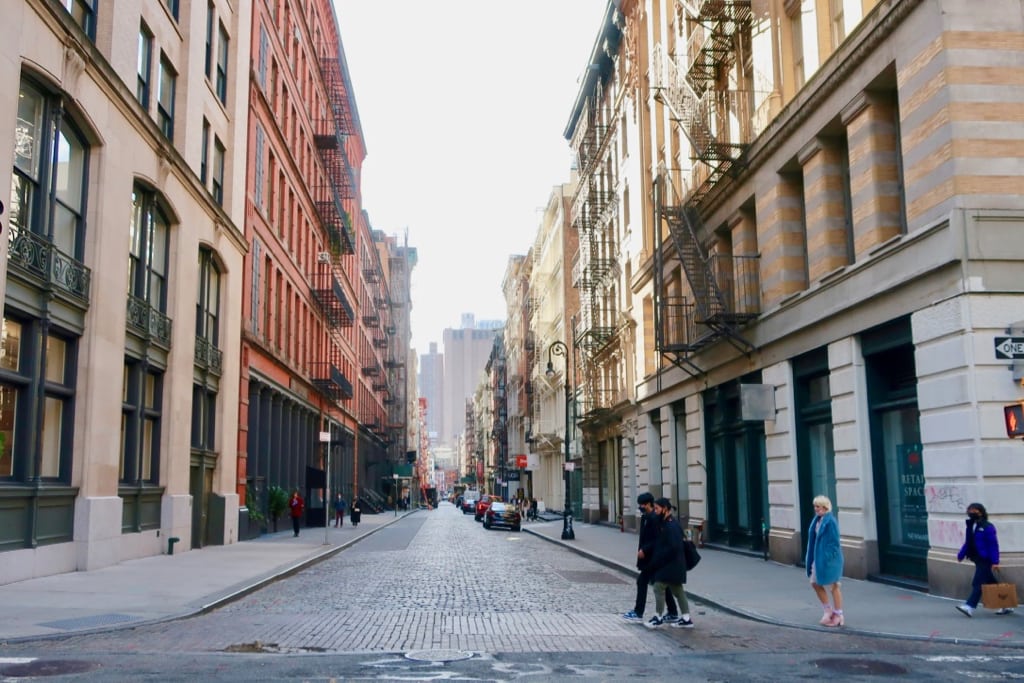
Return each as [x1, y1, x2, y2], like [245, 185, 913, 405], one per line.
[968, 512, 981, 521]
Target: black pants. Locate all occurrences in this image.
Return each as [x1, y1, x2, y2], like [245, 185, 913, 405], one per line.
[635, 569, 678, 617]
[292, 515, 301, 536]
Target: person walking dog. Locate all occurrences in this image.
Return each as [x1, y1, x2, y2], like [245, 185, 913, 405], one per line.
[806, 495, 845, 626]
[956, 502, 1013, 616]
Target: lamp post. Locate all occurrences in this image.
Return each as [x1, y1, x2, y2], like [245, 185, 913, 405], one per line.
[392, 473, 399, 517]
[546, 340, 575, 540]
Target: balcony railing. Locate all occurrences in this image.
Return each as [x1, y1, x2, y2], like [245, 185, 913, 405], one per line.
[194, 336, 223, 374]
[7, 227, 91, 304]
[126, 294, 172, 349]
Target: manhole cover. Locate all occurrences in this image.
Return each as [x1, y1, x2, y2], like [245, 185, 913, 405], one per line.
[405, 649, 474, 663]
[813, 658, 908, 675]
[0, 660, 99, 677]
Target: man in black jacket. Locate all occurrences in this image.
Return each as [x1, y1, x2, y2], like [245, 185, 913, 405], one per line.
[644, 497, 694, 629]
[621, 492, 679, 623]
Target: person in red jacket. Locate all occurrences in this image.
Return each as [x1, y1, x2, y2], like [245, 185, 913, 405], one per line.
[289, 489, 304, 537]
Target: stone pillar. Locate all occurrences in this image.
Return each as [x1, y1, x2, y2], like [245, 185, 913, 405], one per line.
[842, 92, 902, 258]
[755, 174, 808, 307]
[799, 138, 851, 281]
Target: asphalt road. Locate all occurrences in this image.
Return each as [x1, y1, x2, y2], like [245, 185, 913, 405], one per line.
[2, 504, 1023, 681]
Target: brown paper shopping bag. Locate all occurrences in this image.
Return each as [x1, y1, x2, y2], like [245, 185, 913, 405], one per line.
[981, 582, 1019, 609]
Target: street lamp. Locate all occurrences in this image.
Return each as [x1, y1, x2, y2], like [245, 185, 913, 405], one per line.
[546, 340, 575, 540]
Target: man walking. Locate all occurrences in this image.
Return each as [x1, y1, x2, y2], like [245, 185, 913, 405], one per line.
[622, 493, 679, 623]
[644, 498, 694, 629]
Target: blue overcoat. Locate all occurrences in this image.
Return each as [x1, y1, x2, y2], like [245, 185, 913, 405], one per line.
[805, 512, 844, 585]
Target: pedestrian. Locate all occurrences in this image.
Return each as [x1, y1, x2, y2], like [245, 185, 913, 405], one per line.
[350, 498, 362, 527]
[288, 489, 304, 537]
[333, 493, 347, 528]
[643, 498, 694, 629]
[956, 502, 1013, 616]
[622, 492, 679, 624]
[806, 494, 845, 626]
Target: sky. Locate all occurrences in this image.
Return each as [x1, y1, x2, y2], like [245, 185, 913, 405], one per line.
[333, 1, 608, 355]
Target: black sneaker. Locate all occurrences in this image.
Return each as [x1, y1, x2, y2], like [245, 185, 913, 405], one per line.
[671, 617, 695, 629]
[643, 616, 665, 629]
[662, 614, 680, 623]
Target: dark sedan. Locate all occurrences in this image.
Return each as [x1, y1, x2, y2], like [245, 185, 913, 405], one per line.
[483, 502, 521, 531]
[461, 497, 478, 514]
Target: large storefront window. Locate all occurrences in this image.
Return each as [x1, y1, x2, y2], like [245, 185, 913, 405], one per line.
[704, 374, 768, 551]
[864, 318, 926, 582]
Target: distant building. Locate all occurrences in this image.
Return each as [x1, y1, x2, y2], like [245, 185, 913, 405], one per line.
[440, 315, 502, 449]
[418, 342, 443, 448]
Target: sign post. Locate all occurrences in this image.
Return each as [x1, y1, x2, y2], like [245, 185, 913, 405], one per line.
[320, 431, 330, 545]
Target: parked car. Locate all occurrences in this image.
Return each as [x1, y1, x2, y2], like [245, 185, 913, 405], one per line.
[483, 502, 521, 531]
[475, 494, 501, 522]
[461, 497, 478, 514]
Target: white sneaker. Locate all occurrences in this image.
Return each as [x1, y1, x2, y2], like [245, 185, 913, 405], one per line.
[996, 607, 1015, 615]
[956, 604, 975, 617]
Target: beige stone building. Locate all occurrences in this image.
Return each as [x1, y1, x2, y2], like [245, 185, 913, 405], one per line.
[549, 0, 1024, 595]
[0, 0, 248, 583]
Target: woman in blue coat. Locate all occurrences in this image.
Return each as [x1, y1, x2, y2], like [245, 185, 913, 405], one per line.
[956, 502, 1012, 616]
[806, 495, 845, 626]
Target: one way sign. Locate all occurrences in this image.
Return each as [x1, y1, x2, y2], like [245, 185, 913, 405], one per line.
[994, 337, 1024, 360]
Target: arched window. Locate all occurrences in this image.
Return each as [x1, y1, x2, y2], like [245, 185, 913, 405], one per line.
[129, 187, 170, 312]
[10, 79, 89, 260]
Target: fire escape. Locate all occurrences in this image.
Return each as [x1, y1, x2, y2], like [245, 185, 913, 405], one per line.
[651, 0, 760, 374]
[360, 250, 389, 440]
[571, 83, 619, 419]
[309, 49, 357, 402]
[383, 249, 408, 461]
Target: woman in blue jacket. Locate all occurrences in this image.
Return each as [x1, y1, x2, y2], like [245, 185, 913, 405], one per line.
[806, 495, 845, 626]
[956, 502, 1012, 616]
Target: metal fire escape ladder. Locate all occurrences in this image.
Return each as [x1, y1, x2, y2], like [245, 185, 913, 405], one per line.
[651, 1, 757, 372]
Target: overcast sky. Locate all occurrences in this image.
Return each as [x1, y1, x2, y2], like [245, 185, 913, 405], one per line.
[333, 1, 608, 355]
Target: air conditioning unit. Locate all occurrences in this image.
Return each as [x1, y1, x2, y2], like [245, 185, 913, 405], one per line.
[317, 251, 331, 264]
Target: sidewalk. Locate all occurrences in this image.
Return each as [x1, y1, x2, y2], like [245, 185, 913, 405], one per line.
[524, 519, 1024, 648]
[0, 506, 1021, 648]
[0, 511, 406, 643]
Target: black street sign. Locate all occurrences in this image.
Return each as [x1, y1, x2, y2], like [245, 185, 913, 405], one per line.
[995, 337, 1024, 360]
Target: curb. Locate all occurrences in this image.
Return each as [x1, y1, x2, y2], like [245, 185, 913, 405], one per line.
[521, 526, 1024, 650]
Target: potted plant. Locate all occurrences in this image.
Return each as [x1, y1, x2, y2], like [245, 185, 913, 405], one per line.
[267, 485, 289, 532]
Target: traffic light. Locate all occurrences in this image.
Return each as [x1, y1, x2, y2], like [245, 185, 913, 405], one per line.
[1004, 402, 1024, 438]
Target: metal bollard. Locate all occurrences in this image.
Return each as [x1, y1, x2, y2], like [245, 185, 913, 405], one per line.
[167, 536, 180, 555]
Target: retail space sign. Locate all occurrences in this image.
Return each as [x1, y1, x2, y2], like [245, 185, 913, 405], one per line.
[896, 443, 929, 546]
[994, 336, 1024, 359]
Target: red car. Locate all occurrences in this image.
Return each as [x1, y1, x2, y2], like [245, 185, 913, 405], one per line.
[475, 495, 501, 522]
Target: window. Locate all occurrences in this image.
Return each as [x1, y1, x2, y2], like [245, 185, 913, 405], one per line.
[191, 385, 217, 451]
[254, 123, 265, 209]
[60, 0, 96, 39]
[196, 248, 221, 346]
[790, 9, 805, 90]
[200, 118, 210, 185]
[216, 22, 229, 104]
[0, 317, 77, 483]
[129, 187, 170, 311]
[204, 2, 214, 79]
[164, 0, 179, 21]
[120, 360, 162, 483]
[137, 25, 153, 109]
[829, 0, 846, 50]
[157, 55, 176, 141]
[10, 79, 89, 259]
[212, 136, 225, 206]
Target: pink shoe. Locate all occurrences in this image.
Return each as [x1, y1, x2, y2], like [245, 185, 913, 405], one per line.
[825, 612, 844, 627]
[818, 610, 833, 625]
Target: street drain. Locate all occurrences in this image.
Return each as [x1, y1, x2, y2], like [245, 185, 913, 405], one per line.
[0, 660, 99, 677]
[812, 658, 908, 675]
[405, 649, 474, 663]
